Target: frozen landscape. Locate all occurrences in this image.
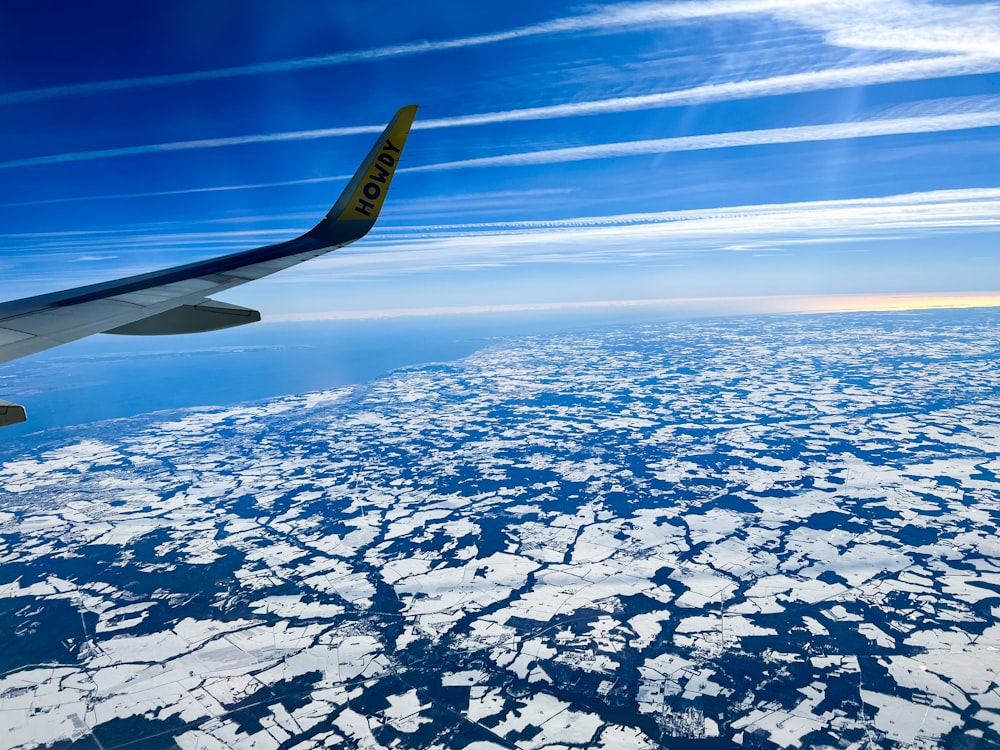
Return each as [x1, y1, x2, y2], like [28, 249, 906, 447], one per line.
[1, 309, 999, 749]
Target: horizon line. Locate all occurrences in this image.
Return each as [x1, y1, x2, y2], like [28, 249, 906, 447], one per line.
[261, 291, 1000, 322]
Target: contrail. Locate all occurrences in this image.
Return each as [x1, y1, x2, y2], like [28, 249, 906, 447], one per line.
[0, 127, 383, 170]
[2, 56, 996, 172]
[0, 175, 351, 208]
[1, 0, 995, 107]
[406, 110, 1000, 171]
[411, 56, 1000, 128]
[0, 0, 826, 105]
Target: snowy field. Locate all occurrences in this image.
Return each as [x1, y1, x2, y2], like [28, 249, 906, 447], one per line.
[2, 310, 1000, 749]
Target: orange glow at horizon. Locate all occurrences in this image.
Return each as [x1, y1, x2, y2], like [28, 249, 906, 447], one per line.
[264, 291, 1000, 323]
[799, 291, 1000, 313]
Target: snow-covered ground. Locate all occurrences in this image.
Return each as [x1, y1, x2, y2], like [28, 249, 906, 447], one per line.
[2, 310, 1000, 749]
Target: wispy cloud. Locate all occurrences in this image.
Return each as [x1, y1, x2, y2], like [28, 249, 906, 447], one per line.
[71, 254, 118, 262]
[0, 125, 381, 169]
[406, 110, 1000, 172]
[6, 187, 999, 290]
[0, 176, 351, 208]
[412, 57, 1000, 129]
[0, 0, 829, 105]
[247, 187, 1000, 279]
[11, 186, 999, 256]
[1, 0, 995, 112]
[778, 0, 1000, 58]
[4, 67, 999, 173]
[378, 187, 1000, 233]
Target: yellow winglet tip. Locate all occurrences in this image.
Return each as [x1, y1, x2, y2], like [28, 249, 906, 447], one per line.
[392, 104, 419, 128]
[330, 105, 419, 225]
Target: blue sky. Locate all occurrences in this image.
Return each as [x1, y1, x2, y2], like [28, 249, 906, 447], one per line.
[2, 0, 999, 319]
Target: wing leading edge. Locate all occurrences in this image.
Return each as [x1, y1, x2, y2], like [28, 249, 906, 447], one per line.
[0, 105, 418, 426]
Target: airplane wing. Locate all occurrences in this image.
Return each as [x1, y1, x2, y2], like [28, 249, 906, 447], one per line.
[0, 105, 418, 426]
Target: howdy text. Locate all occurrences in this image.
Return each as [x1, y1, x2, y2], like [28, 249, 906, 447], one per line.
[353, 139, 401, 218]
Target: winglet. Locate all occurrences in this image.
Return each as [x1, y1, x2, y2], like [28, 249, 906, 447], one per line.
[308, 105, 418, 244]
